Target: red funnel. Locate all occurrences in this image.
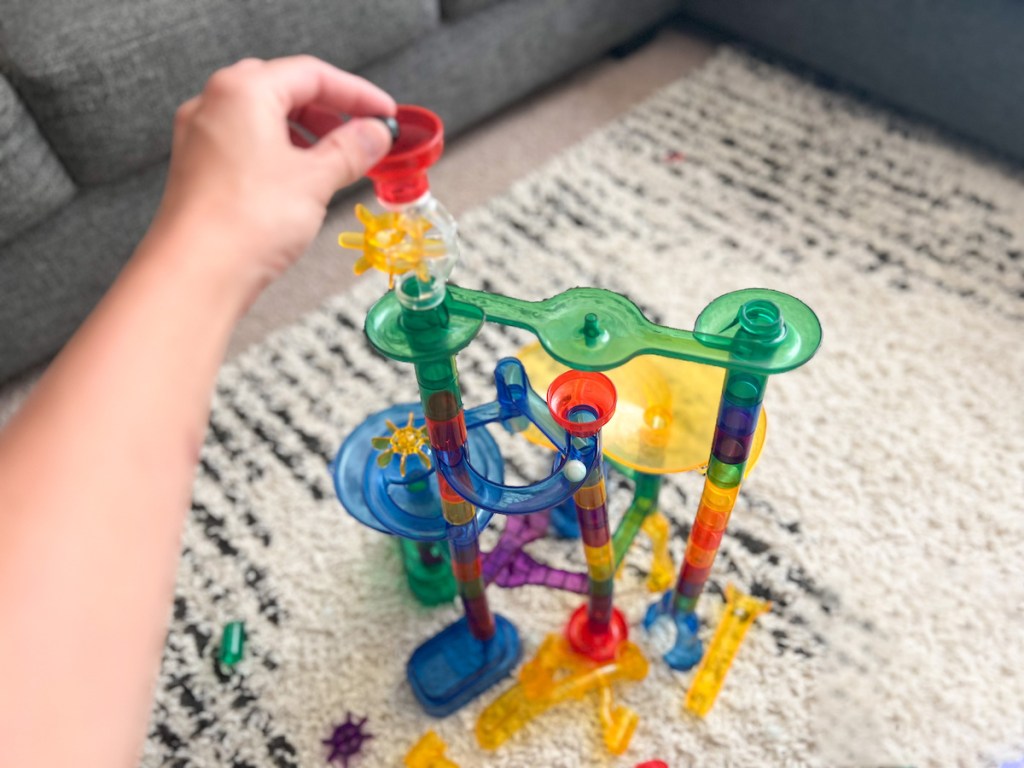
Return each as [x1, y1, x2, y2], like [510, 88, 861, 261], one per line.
[368, 105, 444, 206]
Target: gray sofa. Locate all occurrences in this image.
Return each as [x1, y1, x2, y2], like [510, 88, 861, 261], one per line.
[0, 0, 679, 382]
[680, 0, 1024, 163]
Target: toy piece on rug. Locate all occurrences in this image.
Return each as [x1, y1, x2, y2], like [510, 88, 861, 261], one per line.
[476, 634, 648, 756]
[635, 761, 669, 768]
[404, 731, 459, 768]
[323, 712, 372, 767]
[217, 621, 245, 669]
[330, 104, 821, 723]
[684, 585, 771, 717]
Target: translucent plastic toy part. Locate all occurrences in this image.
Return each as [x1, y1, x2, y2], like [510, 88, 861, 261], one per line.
[516, 342, 768, 476]
[684, 585, 771, 717]
[323, 712, 373, 767]
[344, 105, 459, 311]
[476, 634, 648, 755]
[640, 512, 675, 592]
[367, 105, 443, 206]
[407, 614, 521, 716]
[441, 286, 821, 376]
[339, 205, 448, 290]
[435, 359, 601, 516]
[482, 508, 589, 594]
[405, 731, 460, 768]
[371, 411, 432, 475]
[332, 403, 503, 542]
[218, 621, 245, 668]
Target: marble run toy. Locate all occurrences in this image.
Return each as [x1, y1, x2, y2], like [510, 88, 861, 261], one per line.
[684, 585, 771, 717]
[330, 106, 821, 740]
[476, 633, 648, 755]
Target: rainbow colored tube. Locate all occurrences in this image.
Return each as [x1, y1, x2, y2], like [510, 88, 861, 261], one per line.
[672, 369, 766, 614]
[575, 456, 615, 631]
[417, 356, 495, 641]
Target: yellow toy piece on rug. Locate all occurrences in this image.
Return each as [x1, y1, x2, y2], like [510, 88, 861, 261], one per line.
[684, 584, 771, 717]
[477, 634, 648, 755]
[404, 730, 459, 768]
[339, 204, 447, 287]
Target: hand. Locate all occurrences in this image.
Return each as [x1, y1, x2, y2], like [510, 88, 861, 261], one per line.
[153, 56, 395, 296]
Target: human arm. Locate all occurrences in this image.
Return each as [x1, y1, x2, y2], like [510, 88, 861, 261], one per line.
[0, 56, 393, 767]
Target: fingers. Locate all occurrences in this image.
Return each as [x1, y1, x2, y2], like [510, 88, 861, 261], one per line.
[309, 117, 393, 198]
[288, 103, 345, 146]
[171, 97, 200, 153]
[262, 56, 396, 117]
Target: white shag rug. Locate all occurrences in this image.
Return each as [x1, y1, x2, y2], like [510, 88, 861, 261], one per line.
[143, 49, 1024, 768]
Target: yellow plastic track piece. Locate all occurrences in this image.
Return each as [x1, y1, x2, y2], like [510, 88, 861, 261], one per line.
[338, 204, 446, 287]
[684, 584, 771, 717]
[404, 730, 460, 768]
[476, 634, 648, 755]
[640, 512, 674, 592]
[516, 343, 767, 476]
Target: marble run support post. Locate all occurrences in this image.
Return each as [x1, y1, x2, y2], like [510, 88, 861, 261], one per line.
[645, 299, 782, 670]
[415, 354, 495, 640]
[547, 371, 627, 661]
[399, 310, 522, 717]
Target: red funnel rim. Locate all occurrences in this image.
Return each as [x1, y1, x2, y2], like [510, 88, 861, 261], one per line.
[368, 105, 444, 205]
[547, 371, 617, 437]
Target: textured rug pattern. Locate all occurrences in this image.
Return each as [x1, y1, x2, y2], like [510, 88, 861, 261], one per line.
[142, 50, 1024, 767]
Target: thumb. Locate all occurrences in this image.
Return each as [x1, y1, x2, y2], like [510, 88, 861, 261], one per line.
[310, 117, 392, 196]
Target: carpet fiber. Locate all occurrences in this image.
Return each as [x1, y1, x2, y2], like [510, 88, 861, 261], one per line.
[143, 49, 1024, 768]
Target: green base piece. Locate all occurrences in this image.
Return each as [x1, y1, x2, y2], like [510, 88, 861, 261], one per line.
[400, 538, 457, 606]
[219, 621, 246, 667]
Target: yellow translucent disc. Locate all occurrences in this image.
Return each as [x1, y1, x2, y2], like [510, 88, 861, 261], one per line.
[517, 343, 767, 476]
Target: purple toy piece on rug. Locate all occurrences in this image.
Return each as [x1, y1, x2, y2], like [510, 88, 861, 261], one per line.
[482, 510, 588, 594]
[323, 712, 372, 767]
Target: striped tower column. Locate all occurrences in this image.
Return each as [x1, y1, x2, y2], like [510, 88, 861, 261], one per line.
[417, 358, 496, 641]
[672, 369, 766, 615]
[574, 454, 614, 632]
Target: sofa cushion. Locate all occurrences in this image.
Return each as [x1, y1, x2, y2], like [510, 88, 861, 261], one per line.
[0, 0, 438, 186]
[0, 162, 167, 380]
[441, 0, 505, 22]
[364, 0, 679, 138]
[0, 74, 76, 246]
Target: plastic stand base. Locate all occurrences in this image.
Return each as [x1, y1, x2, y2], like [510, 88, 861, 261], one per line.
[407, 614, 521, 717]
[565, 605, 629, 663]
[643, 590, 703, 671]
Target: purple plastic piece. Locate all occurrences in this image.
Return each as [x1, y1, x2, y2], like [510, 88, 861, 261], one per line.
[482, 511, 588, 594]
[323, 712, 372, 767]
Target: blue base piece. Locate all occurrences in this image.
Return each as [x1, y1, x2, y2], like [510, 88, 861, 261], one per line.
[407, 614, 521, 717]
[643, 590, 703, 671]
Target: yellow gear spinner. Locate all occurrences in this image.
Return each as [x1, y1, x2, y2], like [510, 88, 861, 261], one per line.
[338, 204, 447, 287]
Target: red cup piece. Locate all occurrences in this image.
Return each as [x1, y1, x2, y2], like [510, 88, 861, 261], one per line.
[546, 371, 617, 437]
[368, 105, 444, 205]
[635, 762, 669, 768]
[565, 605, 628, 663]
[548, 372, 610, 438]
